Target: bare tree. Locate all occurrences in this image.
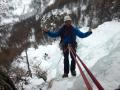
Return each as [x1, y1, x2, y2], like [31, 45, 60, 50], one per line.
[25, 49, 32, 78]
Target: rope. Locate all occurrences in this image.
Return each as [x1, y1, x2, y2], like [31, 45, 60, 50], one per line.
[70, 46, 104, 90]
[68, 45, 93, 90]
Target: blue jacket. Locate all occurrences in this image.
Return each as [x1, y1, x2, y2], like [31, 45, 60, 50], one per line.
[47, 25, 92, 44]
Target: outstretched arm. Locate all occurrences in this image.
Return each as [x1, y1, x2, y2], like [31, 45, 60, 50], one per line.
[43, 28, 61, 38]
[47, 31, 60, 37]
[75, 28, 92, 38]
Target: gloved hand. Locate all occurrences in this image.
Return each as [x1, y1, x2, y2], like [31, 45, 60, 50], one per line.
[42, 28, 49, 33]
[88, 28, 93, 32]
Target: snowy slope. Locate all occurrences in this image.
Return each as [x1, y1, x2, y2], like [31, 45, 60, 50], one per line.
[46, 21, 120, 90]
[77, 20, 120, 68]
[12, 20, 120, 90]
[92, 41, 120, 90]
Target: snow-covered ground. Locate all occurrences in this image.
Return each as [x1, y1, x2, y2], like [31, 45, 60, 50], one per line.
[92, 38, 120, 90]
[11, 20, 120, 90]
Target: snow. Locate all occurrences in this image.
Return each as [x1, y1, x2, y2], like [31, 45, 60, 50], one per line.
[1, 0, 32, 16]
[92, 41, 120, 90]
[49, 78, 76, 90]
[1, 18, 19, 25]
[29, 28, 36, 42]
[81, 5, 87, 11]
[12, 20, 120, 90]
[77, 21, 120, 68]
[48, 0, 55, 6]
[23, 76, 45, 90]
[0, 0, 32, 25]
[11, 0, 32, 15]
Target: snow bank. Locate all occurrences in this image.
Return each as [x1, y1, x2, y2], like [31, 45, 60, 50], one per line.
[92, 42, 120, 90]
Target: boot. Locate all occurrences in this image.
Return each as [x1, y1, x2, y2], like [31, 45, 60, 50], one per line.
[71, 71, 76, 76]
[62, 73, 68, 78]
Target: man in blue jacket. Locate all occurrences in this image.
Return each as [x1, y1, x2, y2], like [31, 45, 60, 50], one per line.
[43, 15, 92, 78]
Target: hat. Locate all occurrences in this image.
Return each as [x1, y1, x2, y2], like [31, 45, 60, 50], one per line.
[64, 15, 72, 22]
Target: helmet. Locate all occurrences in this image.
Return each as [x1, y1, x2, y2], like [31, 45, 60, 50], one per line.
[64, 15, 72, 22]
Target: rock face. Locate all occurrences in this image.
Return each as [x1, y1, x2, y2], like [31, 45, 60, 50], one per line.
[0, 15, 42, 65]
[44, 0, 120, 28]
[0, 71, 17, 90]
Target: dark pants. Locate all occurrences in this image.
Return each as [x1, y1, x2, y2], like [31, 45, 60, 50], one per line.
[63, 46, 76, 74]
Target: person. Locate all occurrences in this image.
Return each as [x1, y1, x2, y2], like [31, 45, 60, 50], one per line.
[43, 15, 92, 78]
